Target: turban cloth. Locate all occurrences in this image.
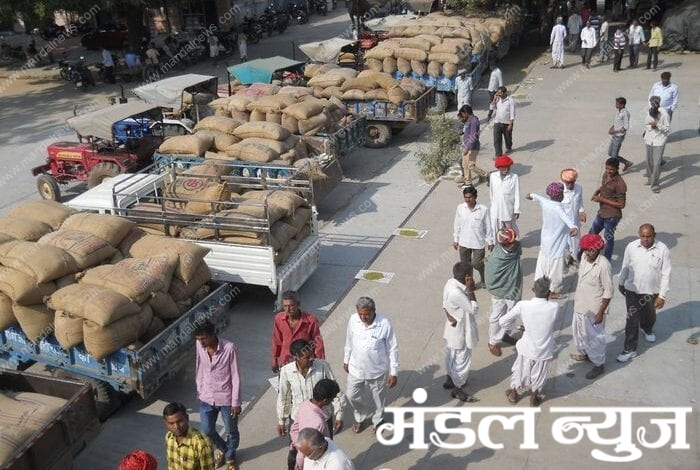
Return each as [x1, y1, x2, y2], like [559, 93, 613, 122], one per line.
[494, 155, 513, 168]
[496, 226, 517, 244]
[546, 181, 564, 199]
[560, 168, 578, 183]
[119, 450, 158, 470]
[579, 233, 605, 251]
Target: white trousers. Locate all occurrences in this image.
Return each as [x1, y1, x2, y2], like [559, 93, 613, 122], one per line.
[489, 297, 516, 345]
[572, 312, 607, 366]
[535, 253, 565, 293]
[445, 346, 472, 388]
[346, 373, 387, 426]
[510, 354, 551, 393]
[552, 40, 565, 65]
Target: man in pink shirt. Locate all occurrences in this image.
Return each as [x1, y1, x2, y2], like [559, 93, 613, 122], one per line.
[271, 291, 326, 373]
[195, 320, 242, 470]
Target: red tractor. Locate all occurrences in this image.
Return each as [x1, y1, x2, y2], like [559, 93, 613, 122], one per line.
[32, 102, 163, 201]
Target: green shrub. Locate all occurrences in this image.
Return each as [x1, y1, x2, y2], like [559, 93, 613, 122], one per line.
[416, 114, 461, 182]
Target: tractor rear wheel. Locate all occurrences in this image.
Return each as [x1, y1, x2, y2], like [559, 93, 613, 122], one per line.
[87, 162, 121, 188]
[37, 174, 61, 201]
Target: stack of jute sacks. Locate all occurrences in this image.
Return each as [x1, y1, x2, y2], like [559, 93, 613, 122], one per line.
[304, 63, 427, 105]
[0, 390, 67, 464]
[0, 201, 212, 360]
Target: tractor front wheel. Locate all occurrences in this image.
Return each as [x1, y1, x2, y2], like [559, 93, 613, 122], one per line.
[37, 174, 61, 201]
[87, 162, 121, 188]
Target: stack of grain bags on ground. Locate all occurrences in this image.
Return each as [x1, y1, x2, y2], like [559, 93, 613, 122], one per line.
[0, 389, 68, 464]
[364, 11, 520, 80]
[0, 201, 212, 360]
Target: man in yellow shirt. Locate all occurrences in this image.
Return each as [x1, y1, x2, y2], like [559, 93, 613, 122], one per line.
[164, 402, 216, 470]
[646, 21, 663, 71]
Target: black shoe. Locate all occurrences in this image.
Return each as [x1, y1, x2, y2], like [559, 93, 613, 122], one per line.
[451, 388, 478, 402]
[502, 333, 518, 346]
[586, 365, 605, 379]
[443, 376, 455, 389]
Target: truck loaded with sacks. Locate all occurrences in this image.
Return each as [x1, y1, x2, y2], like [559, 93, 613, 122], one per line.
[362, 8, 525, 113]
[0, 200, 233, 420]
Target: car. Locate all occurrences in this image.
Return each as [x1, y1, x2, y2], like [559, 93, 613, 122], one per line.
[80, 22, 129, 50]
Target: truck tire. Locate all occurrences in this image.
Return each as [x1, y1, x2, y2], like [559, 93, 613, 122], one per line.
[87, 162, 121, 188]
[51, 370, 123, 421]
[429, 92, 448, 114]
[364, 123, 392, 148]
[37, 174, 61, 201]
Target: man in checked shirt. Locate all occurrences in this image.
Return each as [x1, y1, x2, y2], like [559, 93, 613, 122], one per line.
[163, 402, 215, 470]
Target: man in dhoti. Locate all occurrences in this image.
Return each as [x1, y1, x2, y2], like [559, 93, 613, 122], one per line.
[442, 262, 479, 402]
[526, 182, 579, 298]
[489, 154, 521, 238]
[560, 168, 586, 267]
[571, 234, 613, 380]
[484, 226, 522, 357]
[500, 277, 559, 406]
[550, 17, 567, 68]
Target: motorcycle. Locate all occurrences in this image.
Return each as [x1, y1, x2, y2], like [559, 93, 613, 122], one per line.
[241, 16, 264, 44]
[288, 1, 309, 24]
[312, 0, 328, 16]
[258, 7, 289, 37]
[67, 57, 95, 90]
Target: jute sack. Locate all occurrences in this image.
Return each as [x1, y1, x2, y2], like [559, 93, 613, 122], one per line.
[158, 134, 214, 156]
[0, 292, 16, 330]
[223, 201, 285, 225]
[307, 74, 345, 88]
[0, 267, 56, 305]
[12, 303, 53, 343]
[233, 121, 291, 141]
[274, 236, 301, 265]
[148, 291, 180, 320]
[195, 130, 241, 151]
[0, 241, 78, 283]
[38, 229, 116, 269]
[185, 183, 231, 215]
[55, 273, 76, 289]
[397, 57, 411, 74]
[366, 58, 383, 71]
[6, 200, 74, 230]
[168, 261, 211, 302]
[179, 224, 264, 241]
[411, 60, 427, 76]
[266, 111, 282, 125]
[54, 310, 84, 349]
[312, 87, 324, 98]
[141, 315, 165, 343]
[235, 83, 280, 97]
[215, 106, 231, 117]
[0, 217, 52, 241]
[240, 137, 296, 155]
[417, 34, 442, 46]
[228, 95, 253, 112]
[0, 393, 65, 428]
[225, 142, 278, 163]
[364, 89, 389, 101]
[46, 283, 103, 317]
[387, 26, 406, 37]
[246, 94, 296, 113]
[0, 233, 13, 247]
[382, 57, 398, 74]
[60, 213, 135, 247]
[442, 62, 458, 78]
[83, 304, 153, 360]
[394, 48, 428, 61]
[282, 101, 325, 120]
[82, 289, 141, 326]
[363, 47, 395, 60]
[431, 42, 460, 54]
[298, 113, 330, 135]
[249, 109, 266, 122]
[340, 78, 377, 92]
[341, 89, 365, 100]
[241, 190, 306, 217]
[399, 38, 431, 51]
[281, 207, 312, 232]
[222, 236, 265, 246]
[183, 161, 233, 178]
[230, 109, 251, 122]
[450, 28, 471, 39]
[193, 116, 242, 135]
[303, 63, 324, 78]
[387, 85, 410, 105]
[281, 114, 300, 134]
[207, 96, 232, 109]
[294, 139, 308, 159]
[277, 86, 314, 99]
[428, 52, 461, 64]
[0, 424, 35, 463]
[270, 221, 299, 250]
[427, 61, 442, 78]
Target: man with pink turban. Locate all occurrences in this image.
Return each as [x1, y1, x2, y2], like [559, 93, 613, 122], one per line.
[526, 182, 579, 298]
[489, 155, 521, 238]
[571, 234, 613, 380]
[560, 168, 586, 267]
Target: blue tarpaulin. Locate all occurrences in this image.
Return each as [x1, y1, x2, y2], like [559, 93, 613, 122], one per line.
[227, 56, 306, 85]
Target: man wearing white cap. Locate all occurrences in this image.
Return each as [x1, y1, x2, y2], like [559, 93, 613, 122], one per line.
[550, 17, 567, 69]
[455, 68, 473, 110]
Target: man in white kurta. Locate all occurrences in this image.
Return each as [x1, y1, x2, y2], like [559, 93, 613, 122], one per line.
[560, 168, 586, 266]
[455, 68, 473, 110]
[500, 277, 559, 406]
[572, 234, 613, 380]
[489, 154, 520, 237]
[453, 185, 493, 285]
[550, 17, 567, 68]
[442, 262, 479, 402]
[527, 183, 578, 297]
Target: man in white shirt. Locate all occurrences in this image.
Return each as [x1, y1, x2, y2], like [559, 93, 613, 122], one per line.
[489, 86, 516, 156]
[526, 182, 579, 298]
[644, 96, 671, 193]
[571, 234, 613, 380]
[489, 154, 521, 239]
[599, 16, 610, 61]
[567, 11, 582, 51]
[580, 20, 597, 67]
[627, 19, 645, 68]
[455, 68, 473, 110]
[297, 428, 355, 470]
[616, 224, 671, 363]
[442, 262, 480, 402]
[560, 168, 586, 267]
[101, 47, 115, 83]
[487, 61, 503, 107]
[453, 186, 493, 285]
[501, 277, 559, 406]
[648, 71, 679, 121]
[343, 297, 399, 433]
[549, 17, 568, 69]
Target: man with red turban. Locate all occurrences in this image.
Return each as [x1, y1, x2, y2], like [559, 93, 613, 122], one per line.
[489, 155, 521, 238]
[571, 234, 613, 380]
[119, 450, 158, 470]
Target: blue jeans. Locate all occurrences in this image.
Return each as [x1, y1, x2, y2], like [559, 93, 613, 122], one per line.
[589, 215, 621, 260]
[199, 401, 239, 461]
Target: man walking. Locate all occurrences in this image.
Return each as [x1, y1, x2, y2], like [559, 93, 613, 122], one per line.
[644, 96, 671, 193]
[485, 226, 522, 357]
[490, 86, 516, 156]
[163, 402, 215, 470]
[567, 10, 582, 51]
[344, 297, 399, 433]
[599, 15, 610, 62]
[645, 20, 663, 70]
[571, 234, 613, 380]
[101, 46, 115, 83]
[617, 224, 671, 363]
[560, 168, 586, 266]
[501, 277, 559, 406]
[442, 262, 480, 402]
[453, 186, 493, 285]
[627, 19, 645, 68]
[649, 72, 679, 121]
[589, 158, 627, 261]
[271, 291, 325, 373]
[550, 17, 567, 69]
[489, 154, 521, 237]
[608, 97, 633, 171]
[194, 320, 241, 470]
[527, 183, 579, 298]
[580, 20, 597, 67]
[455, 68, 473, 110]
[455, 105, 488, 186]
[612, 25, 626, 72]
[487, 61, 504, 106]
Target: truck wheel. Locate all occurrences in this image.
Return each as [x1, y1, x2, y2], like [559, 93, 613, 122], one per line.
[37, 174, 61, 201]
[51, 370, 123, 421]
[429, 92, 448, 114]
[87, 162, 121, 188]
[364, 123, 391, 148]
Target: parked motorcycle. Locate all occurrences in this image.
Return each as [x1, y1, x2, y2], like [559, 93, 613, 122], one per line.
[312, 0, 328, 16]
[241, 16, 264, 44]
[288, 1, 309, 24]
[67, 57, 95, 90]
[259, 7, 289, 37]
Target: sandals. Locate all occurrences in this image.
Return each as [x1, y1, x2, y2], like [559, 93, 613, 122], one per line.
[352, 421, 365, 434]
[569, 353, 590, 362]
[506, 389, 518, 404]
